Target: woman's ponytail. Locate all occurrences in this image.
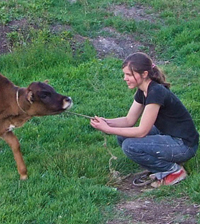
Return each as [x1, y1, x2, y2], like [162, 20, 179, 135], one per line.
[149, 65, 170, 89]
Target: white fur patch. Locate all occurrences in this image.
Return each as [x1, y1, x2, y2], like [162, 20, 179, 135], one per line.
[8, 125, 15, 131]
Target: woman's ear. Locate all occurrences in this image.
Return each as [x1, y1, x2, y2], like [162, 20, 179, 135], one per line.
[142, 71, 149, 79]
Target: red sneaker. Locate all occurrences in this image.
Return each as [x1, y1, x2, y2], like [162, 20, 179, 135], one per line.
[151, 166, 187, 188]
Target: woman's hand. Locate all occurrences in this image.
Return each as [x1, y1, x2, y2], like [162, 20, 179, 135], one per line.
[90, 116, 111, 134]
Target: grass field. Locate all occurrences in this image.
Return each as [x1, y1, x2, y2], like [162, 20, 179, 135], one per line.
[0, 0, 200, 223]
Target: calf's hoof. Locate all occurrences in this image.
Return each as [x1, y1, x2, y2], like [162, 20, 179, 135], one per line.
[20, 174, 28, 180]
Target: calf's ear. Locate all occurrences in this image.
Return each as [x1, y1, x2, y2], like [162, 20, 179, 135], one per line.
[44, 80, 49, 84]
[27, 91, 34, 104]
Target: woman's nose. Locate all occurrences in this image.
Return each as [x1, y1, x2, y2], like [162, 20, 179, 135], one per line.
[124, 75, 128, 81]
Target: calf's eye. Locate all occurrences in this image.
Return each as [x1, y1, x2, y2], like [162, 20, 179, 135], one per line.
[39, 91, 51, 99]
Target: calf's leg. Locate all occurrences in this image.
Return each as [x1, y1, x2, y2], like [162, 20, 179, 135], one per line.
[2, 132, 28, 180]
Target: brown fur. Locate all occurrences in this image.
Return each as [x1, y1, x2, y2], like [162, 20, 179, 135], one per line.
[0, 73, 72, 179]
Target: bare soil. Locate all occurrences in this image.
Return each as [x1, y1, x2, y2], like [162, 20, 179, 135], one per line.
[0, 5, 156, 60]
[0, 4, 199, 224]
[0, 18, 32, 54]
[106, 173, 200, 224]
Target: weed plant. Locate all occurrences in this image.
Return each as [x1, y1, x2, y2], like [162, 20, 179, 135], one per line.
[0, 0, 200, 223]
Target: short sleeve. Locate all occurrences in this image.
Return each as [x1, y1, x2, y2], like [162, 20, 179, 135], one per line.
[146, 85, 166, 106]
[134, 89, 144, 104]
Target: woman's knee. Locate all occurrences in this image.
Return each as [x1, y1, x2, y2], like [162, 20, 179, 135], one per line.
[116, 135, 127, 147]
[121, 138, 140, 156]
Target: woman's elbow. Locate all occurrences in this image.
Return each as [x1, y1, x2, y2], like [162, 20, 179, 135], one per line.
[139, 133, 148, 138]
[137, 128, 150, 138]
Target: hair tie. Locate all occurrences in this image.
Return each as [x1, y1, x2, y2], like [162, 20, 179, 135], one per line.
[152, 63, 156, 69]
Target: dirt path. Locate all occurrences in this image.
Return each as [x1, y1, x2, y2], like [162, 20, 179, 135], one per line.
[106, 174, 200, 224]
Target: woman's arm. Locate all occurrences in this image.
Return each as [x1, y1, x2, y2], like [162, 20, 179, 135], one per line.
[103, 100, 144, 127]
[91, 103, 160, 138]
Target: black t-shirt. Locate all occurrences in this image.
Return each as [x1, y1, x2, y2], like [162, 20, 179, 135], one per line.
[134, 81, 199, 147]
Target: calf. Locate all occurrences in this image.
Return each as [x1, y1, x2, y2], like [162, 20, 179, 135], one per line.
[0, 73, 72, 180]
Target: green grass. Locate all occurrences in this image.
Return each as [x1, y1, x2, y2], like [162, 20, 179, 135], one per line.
[0, 0, 200, 223]
[0, 41, 135, 223]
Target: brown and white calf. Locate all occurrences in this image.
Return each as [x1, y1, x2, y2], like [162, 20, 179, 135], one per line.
[0, 73, 72, 179]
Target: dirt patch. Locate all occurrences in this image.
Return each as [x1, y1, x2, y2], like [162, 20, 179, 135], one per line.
[0, 5, 157, 60]
[0, 24, 10, 54]
[107, 174, 200, 224]
[107, 196, 199, 224]
[0, 18, 37, 54]
[90, 4, 158, 59]
[91, 31, 144, 59]
[0, 19, 29, 54]
[111, 4, 156, 23]
[92, 4, 157, 59]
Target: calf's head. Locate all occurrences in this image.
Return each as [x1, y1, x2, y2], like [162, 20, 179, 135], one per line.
[25, 81, 72, 116]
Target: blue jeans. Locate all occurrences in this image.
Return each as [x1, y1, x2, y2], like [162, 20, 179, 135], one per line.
[117, 126, 198, 179]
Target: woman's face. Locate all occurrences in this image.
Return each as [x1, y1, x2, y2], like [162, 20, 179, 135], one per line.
[123, 66, 143, 89]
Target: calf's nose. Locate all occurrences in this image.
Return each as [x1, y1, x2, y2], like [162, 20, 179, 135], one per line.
[63, 96, 73, 109]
